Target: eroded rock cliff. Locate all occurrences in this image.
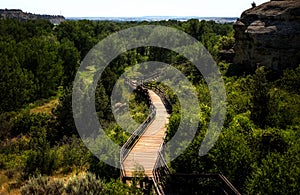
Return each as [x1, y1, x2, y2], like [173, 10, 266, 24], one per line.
[0, 9, 65, 25]
[233, 0, 300, 71]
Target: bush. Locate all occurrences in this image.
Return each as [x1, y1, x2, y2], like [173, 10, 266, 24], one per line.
[20, 172, 142, 195]
[22, 127, 58, 179]
[88, 157, 119, 180]
[11, 111, 51, 137]
[246, 151, 300, 194]
[65, 172, 106, 195]
[57, 136, 89, 174]
[0, 111, 16, 139]
[21, 175, 64, 195]
[209, 122, 254, 191]
[21, 173, 105, 195]
[105, 179, 143, 195]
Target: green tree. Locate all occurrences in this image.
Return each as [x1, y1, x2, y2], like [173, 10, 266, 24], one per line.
[250, 67, 270, 128]
[209, 118, 254, 191]
[0, 40, 35, 112]
[23, 127, 58, 179]
[59, 38, 80, 87]
[246, 149, 300, 194]
[52, 87, 77, 138]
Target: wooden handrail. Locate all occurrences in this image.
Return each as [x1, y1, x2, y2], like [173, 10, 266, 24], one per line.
[120, 79, 157, 179]
[122, 75, 240, 195]
[120, 105, 156, 171]
[152, 148, 170, 195]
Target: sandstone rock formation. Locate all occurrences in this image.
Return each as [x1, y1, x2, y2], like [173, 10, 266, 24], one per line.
[233, 0, 300, 71]
[0, 9, 65, 25]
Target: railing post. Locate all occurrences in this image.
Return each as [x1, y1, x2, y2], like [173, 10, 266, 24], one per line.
[120, 77, 157, 180]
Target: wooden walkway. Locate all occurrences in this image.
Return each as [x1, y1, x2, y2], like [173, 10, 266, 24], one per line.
[123, 90, 169, 177]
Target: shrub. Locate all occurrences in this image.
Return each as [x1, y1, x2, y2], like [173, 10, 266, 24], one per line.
[57, 135, 89, 174]
[105, 179, 143, 195]
[20, 172, 142, 195]
[21, 175, 64, 195]
[245, 151, 300, 194]
[11, 111, 51, 137]
[65, 172, 106, 195]
[22, 127, 58, 179]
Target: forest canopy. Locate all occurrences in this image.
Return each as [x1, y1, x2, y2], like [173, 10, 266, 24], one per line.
[0, 18, 299, 194]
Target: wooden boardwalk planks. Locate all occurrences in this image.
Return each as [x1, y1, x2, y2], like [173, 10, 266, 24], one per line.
[122, 90, 169, 177]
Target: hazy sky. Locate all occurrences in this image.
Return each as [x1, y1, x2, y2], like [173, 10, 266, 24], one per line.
[2, 0, 269, 17]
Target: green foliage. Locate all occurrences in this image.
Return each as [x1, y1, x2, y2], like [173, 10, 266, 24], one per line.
[0, 111, 16, 139]
[57, 136, 89, 173]
[59, 38, 81, 87]
[95, 82, 111, 122]
[104, 123, 129, 146]
[1, 18, 299, 194]
[254, 128, 288, 161]
[21, 173, 142, 195]
[226, 76, 253, 115]
[0, 19, 53, 42]
[246, 147, 300, 194]
[250, 67, 270, 128]
[0, 42, 35, 113]
[21, 36, 64, 98]
[267, 88, 300, 128]
[11, 111, 51, 137]
[55, 20, 99, 60]
[105, 179, 143, 195]
[21, 175, 64, 195]
[129, 90, 150, 123]
[167, 62, 300, 193]
[279, 65, 300, 94]
[65, 172, 106, 195]
[23, 128, 58, 179]
[209, 115, 255, 190]
[0, 151, 30, 170]
[52, 87, 77, 138]
[88, 153, 119, 180]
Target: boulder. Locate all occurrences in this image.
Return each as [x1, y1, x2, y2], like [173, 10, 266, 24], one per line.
[233, 0, 300, 71]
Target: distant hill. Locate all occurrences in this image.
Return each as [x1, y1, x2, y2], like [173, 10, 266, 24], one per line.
[0, 9, 65, 24]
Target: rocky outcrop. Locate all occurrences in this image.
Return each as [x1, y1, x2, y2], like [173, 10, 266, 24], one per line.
[0, 9, 65, 25]
[219, 49, 235, 62]
[233, 0, 300, 71]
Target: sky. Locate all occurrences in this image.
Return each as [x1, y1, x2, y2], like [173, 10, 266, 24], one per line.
[1, 0, 269, 17]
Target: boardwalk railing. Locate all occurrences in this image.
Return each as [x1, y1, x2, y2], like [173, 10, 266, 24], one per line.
[121, 75, 240, 195]
[143, 83, 172, 114]
[120, 81, 157, 179]
[153, 148, 241, 195]
[152, 145, 170, 195]
[161, 173, 241, 195]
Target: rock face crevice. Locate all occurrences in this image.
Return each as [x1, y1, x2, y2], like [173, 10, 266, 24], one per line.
[233, 0, 300, 71]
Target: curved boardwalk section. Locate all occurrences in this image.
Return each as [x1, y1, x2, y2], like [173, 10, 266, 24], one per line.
[123, 90, 169, 177]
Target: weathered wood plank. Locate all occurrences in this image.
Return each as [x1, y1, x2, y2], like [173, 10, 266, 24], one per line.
[123, 90, 169, 178]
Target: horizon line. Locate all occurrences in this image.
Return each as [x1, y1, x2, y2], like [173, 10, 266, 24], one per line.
[66, 16, 239, 18]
